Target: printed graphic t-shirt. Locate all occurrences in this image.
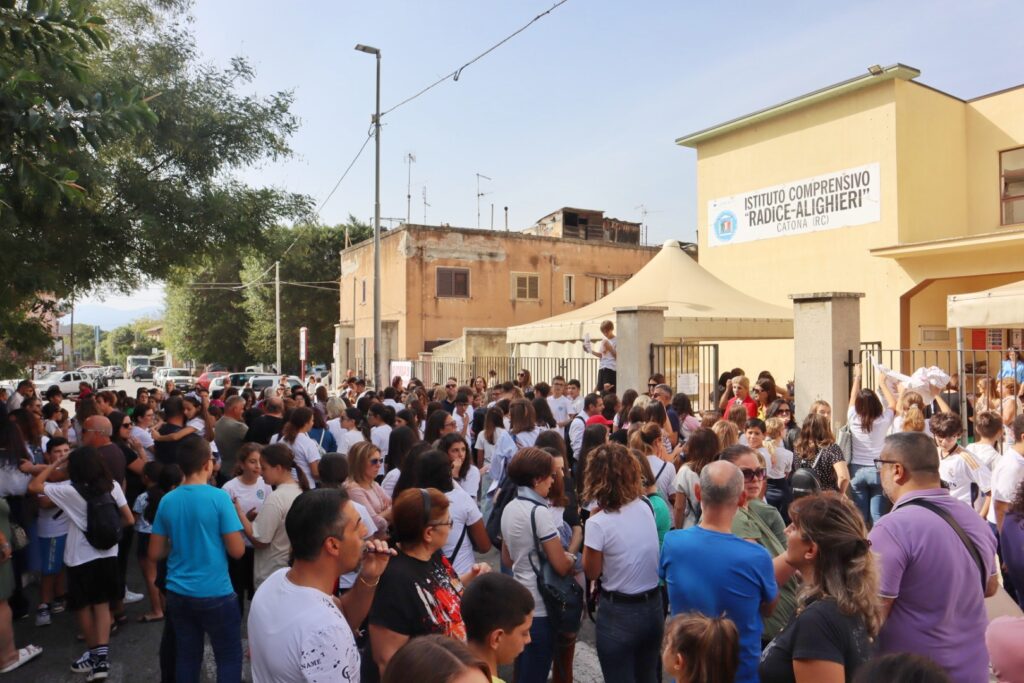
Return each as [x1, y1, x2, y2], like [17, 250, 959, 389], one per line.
[369, 550, 465, 640]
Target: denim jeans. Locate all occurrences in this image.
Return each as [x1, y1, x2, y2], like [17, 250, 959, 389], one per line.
[165, 591, 242, 683]
[595, 594, 664, 683]
[514, 615, 554, 683]
[850, 463, 891, 525]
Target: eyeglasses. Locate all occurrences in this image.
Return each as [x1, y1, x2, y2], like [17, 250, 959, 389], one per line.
[740, 467, 767, 481]
[648, 383, 657, 388]
[121, 423, 131, 428]
[873, 459, 900, 471]
[429, 518, 455, 528]
[369, 458, 382, 465]
[517, 373, 526, 377]
[776, 410, 792, 416]
[446, 384, 456, 389]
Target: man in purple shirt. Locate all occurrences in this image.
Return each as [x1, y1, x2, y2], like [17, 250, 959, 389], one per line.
[870, 432, 999, 683]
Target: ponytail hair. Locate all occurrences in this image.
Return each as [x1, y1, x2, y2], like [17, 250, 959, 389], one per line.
[282, 407, 314, 444]
[262, 442, 310, 491]
[663, 612, 739, 683]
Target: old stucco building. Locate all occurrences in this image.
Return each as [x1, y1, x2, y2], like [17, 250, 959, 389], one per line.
[335, 214, 660, 377]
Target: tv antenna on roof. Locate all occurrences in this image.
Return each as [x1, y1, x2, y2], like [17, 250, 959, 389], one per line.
[422, 186, 430, 224]
[634, 204, 663, 245]
[405, 153, 416, 224]
[476, 173, 492, 229]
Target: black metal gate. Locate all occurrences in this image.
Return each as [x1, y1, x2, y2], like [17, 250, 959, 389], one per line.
[649, 343, 720, 412]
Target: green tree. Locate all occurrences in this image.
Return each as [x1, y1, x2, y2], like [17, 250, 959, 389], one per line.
[240, 217, 370, 372]
[100, 323, 154, 365]
[0, 0, 311, 375]
[164, 252, 251, 367]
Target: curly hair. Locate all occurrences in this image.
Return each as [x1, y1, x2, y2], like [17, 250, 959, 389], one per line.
[789, 492, 881, 638]
[583, 442, 643, 511]
[794, 414, 835, 460]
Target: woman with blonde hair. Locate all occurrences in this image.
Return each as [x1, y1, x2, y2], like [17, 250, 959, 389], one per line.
[975, 376, 1000, 415]
[628, 421, 676, 504]
[759, 493, 880, 682]
[999, 378, 1022, 446]
[712, 419, 739, 450]
[662, 613, 739, 683]
[345, 441, 391, 530]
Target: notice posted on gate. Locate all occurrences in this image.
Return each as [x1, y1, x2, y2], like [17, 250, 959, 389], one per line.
[706, 163, 880, 247]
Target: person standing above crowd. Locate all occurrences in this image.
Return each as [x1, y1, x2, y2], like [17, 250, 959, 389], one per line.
[759, 493, 880, 683]
[247, 488, 394, 683]
[660, 460, 778, 683]
[586, 320, 617, 394]
[870, 432, 998, 683]
[583, 443, 663, 683]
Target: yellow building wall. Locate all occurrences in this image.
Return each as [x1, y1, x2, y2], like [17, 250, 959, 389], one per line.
[693, 80, 910, 381]
[893, 80, 968, 243]
[966, 86, 1024, 233]
[340, 227, 658, 359]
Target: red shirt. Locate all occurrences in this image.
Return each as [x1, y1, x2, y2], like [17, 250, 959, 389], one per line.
[728, 395, 757, 419]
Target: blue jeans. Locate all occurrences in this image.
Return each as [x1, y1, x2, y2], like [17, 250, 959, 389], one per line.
[514, 615, 554, 683]
[595, 594, 664, 683]
[165, 591, 242, 683]
[850, 463, 891, 525]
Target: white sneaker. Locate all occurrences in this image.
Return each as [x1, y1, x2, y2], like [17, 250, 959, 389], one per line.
[123, 590, 145, 604]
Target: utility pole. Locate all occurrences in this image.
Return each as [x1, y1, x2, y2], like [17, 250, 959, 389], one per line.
[275, 261, 281, 374]
[490, 203, 494, 230]
[504, 206, 509, 231]
[476, 173, 491, 229]
[69, 295, 75, 369]
[422, 186, 430, 224]
[405, 153, 415, 224]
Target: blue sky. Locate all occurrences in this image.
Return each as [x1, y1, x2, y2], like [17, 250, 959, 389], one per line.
[75, 0, 1024, 325]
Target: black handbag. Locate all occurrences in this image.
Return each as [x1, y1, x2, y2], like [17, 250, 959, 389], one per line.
[525, 501, 584, 634]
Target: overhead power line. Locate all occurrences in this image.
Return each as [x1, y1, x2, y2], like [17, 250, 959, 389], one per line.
[381, 0, 571, 118]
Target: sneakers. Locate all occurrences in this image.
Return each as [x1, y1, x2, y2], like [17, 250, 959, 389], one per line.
[34, 606, 51, 627]
[51, 598, 67, 614]
[87, 660, 109, 681]
[123, 590, 144, 604]
[70, 651, 94, 673]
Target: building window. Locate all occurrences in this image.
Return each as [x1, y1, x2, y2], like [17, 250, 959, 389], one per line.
[436, 267, 469, 298]
[1001, 147, 1024, 225]
[512, 272, 540, 300]
[360, 278, 366, 304]
[595, 277, 618, 298]
[563, 274, 575, 303]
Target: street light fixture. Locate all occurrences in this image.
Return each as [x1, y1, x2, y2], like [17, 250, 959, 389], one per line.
[355, 43, 382, 391]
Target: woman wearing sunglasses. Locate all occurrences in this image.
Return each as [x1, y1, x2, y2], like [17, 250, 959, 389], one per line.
[719, 445, 799, 647]
[345, 442, 392, 532]
[369, 487, 490, 675]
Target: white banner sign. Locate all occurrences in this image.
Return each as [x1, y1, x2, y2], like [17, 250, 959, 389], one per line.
[707, 163, 880, 247]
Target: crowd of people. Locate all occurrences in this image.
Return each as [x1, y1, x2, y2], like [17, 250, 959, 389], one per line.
[0, 333, 1022, 682]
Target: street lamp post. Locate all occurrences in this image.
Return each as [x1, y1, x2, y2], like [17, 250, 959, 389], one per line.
[355, 43, 383, 391]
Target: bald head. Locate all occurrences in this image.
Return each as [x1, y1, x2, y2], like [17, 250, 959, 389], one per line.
[699, 460, 744, 507]
[83, 415, 112, 446]
[265, 397, 284, 415]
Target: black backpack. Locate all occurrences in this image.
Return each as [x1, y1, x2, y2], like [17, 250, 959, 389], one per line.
[564, 414, 587, 465]
[74, 484, 123, 550]
[485, 476, 519, 547]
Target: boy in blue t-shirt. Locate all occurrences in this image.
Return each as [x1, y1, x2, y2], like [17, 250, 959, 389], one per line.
[150, 436, 245, 682]
[659, 460, 778, 683]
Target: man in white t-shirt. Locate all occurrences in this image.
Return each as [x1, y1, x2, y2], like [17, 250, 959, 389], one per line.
[566, 379, 583, 418]
[248, 488, 395, 683]
[990, 415, 1024, 533]
[547, 376, 572, 428]
[931, 413, 991, 515]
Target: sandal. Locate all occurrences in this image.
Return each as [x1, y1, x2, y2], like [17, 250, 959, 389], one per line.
[0, 644, 43, 673]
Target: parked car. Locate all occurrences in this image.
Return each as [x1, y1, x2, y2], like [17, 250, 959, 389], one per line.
[158, 368, 195, 392]
[209, 372, 255, 393]
[195, 371, 229, 391]
[131, 365, 155, 380]
[77, 366, 108, 389]
[152, 367, 170, 387]
[33, 371, 92, 397]
[105, 366, 125, 380]
[249, 375, 302, 395]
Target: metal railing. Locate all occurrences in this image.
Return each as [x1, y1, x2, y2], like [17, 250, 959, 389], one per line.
[650, 343, 720, 413]
[395, 356, 599, 392]
[853, 346, 1007, 397]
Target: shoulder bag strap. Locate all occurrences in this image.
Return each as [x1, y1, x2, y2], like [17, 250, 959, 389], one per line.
[902, 498, 987, 593]
[656, 461, 669, 483]
[447, 522, 469, 565]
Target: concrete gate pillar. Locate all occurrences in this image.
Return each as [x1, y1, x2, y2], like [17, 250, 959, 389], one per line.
[613, 306, 666, 396]
[788, 292, 863, 427]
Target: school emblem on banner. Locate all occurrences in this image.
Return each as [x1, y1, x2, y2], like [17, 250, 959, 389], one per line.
[713, 210, 738, 242]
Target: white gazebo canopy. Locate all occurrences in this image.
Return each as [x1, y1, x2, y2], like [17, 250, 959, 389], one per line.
[947, 279, 1024, 329]
[507, 239, 793, 344]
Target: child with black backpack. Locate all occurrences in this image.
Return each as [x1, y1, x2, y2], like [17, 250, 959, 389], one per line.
[29, 446, 134, 682]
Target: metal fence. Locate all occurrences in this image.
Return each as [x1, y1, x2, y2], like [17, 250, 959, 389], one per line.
[398, 356, 599, 391]
[649, 343, 720, 413]
[853, 345, 1007, 398]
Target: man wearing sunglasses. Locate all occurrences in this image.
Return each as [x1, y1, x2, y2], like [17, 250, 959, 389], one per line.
[441, 377, 459, 414]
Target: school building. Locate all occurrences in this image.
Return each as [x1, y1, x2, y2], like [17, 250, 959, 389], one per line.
[677, 63, 1024, 381]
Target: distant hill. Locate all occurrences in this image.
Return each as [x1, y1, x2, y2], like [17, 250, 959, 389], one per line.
[59, 304, 164, 331]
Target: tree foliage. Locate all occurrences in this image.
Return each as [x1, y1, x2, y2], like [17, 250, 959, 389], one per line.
[0, 0, 311, 376]
[239, 216, 371, 372]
